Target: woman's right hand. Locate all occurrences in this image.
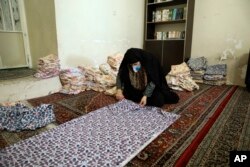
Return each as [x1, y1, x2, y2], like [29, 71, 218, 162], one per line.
[116, 89, 124, 100]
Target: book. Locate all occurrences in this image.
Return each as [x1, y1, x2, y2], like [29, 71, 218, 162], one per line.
[162, 9, 170, 21]
[168, 9, 173, 21]
[183, 7, 187, 19]
[172, 8, 177, 20]
[176, 8, 184, 20]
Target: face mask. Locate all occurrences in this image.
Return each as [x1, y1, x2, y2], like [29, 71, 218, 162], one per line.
[132, 65, 141, 72]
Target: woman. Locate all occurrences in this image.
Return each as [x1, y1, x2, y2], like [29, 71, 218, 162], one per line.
[116, 48, 179, 107]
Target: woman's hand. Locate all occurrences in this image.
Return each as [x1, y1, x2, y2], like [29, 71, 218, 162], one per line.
[139, 96, 147, 107]
[116, 89, 124, 101]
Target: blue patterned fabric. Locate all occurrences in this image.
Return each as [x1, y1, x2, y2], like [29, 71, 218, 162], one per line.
[0, 104, 55, 132]
[205, 64, 227, 75]
[187, 57, 207, 71]
[0, 99, 179, 167]
[204, 74, 225, 81]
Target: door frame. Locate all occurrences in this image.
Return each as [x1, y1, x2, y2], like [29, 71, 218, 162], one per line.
[0, 0, 32, 69]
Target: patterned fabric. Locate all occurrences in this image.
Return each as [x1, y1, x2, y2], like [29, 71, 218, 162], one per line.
[126, 85, 237, 166]
[34, 54, 60, 79]
[2, 85, 246, 166]
[99, 63, 112, 75]
[187, 57, 207, 71]
[168, 62, 190, 76]
[59, 68, 85, 94]
[166, 62, 199, 91]
[193, 79, 204, 83]
[203, 80, 226, 86]
[190, 70, 205, 75]
[0, 104, 55, 132]
[166, 74, 199, 91]
[205, 64, 227, 75]
[204, 74, 225, 81]
[0, 99, 180, 167]
[107, 53, 124, 70]
[190, 70, 205, 80]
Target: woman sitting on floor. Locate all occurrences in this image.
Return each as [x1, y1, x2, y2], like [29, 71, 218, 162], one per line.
[115, 48, 179, 107]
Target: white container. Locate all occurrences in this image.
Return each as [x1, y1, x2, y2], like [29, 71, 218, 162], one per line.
[155, 10, 162, 22]
[156, 32, 162, 40]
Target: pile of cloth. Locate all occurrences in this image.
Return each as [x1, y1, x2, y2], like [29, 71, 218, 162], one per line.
[203, 64, 227, 85]
[59, 53, 123, 95]
[166, 62, 199, 91]
[78, 65, 116, 92]
[34, 54, 60, 79]
[59, 68, 85, 94]
[107, 53, 124, 71]
[187, 57, 227, 85]
[187, 57, 207, 83]
[0, 103, 55, 132]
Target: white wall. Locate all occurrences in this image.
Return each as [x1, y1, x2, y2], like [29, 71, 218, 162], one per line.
[54, 0, 250, 86]
[55, 0, 144, 68]
[191, 0, 250, 86]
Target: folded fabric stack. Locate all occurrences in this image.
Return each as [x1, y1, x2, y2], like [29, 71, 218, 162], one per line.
[79, 53, 124, 94]
[79, 66, 116, 92]
[166, 62, 199, 91]
[58, 53, 123, 95]
[187, 57, 207, 83]
[203, 64, 227, 85]
[34, 54, 60, 79]
[107, 53, 124, 71]
[59, 68, 85, 94]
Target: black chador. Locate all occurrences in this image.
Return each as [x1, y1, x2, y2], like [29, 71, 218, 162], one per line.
[116, 48, 179, 107]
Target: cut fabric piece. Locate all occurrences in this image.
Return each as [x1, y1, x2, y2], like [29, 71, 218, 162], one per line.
[0, 99, 179, 167]
[0, 103, 55, 132]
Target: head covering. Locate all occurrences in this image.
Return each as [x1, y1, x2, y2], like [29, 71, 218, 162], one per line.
[118, 48, 170, 92]
[124, 49, 142, 64]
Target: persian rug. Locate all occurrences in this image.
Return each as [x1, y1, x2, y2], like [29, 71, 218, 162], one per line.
[125, 84, 238, 167]
[0, 91, 117, 149]
[0, 99, 180, 167]
[186, 87, 250, 167]
[1, 84, 248, 166]
[28, 90, 117, 124]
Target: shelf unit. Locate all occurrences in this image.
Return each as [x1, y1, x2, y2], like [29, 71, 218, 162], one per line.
[143, 0, 195, 74]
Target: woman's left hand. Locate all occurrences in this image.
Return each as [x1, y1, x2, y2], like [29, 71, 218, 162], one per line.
[139, 96, 147, 107]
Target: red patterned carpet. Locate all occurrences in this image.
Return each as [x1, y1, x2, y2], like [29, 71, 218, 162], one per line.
[1, 84, 249, 166]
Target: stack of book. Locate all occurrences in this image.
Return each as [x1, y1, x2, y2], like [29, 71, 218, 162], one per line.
[152, 7, 187, 22]
[155, 31, 185, 40]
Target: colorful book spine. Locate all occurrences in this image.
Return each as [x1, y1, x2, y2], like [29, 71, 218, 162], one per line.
[172, 8, 177, 20]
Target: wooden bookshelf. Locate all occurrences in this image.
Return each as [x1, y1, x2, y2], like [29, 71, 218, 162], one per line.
[143, 0, 195, 74]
